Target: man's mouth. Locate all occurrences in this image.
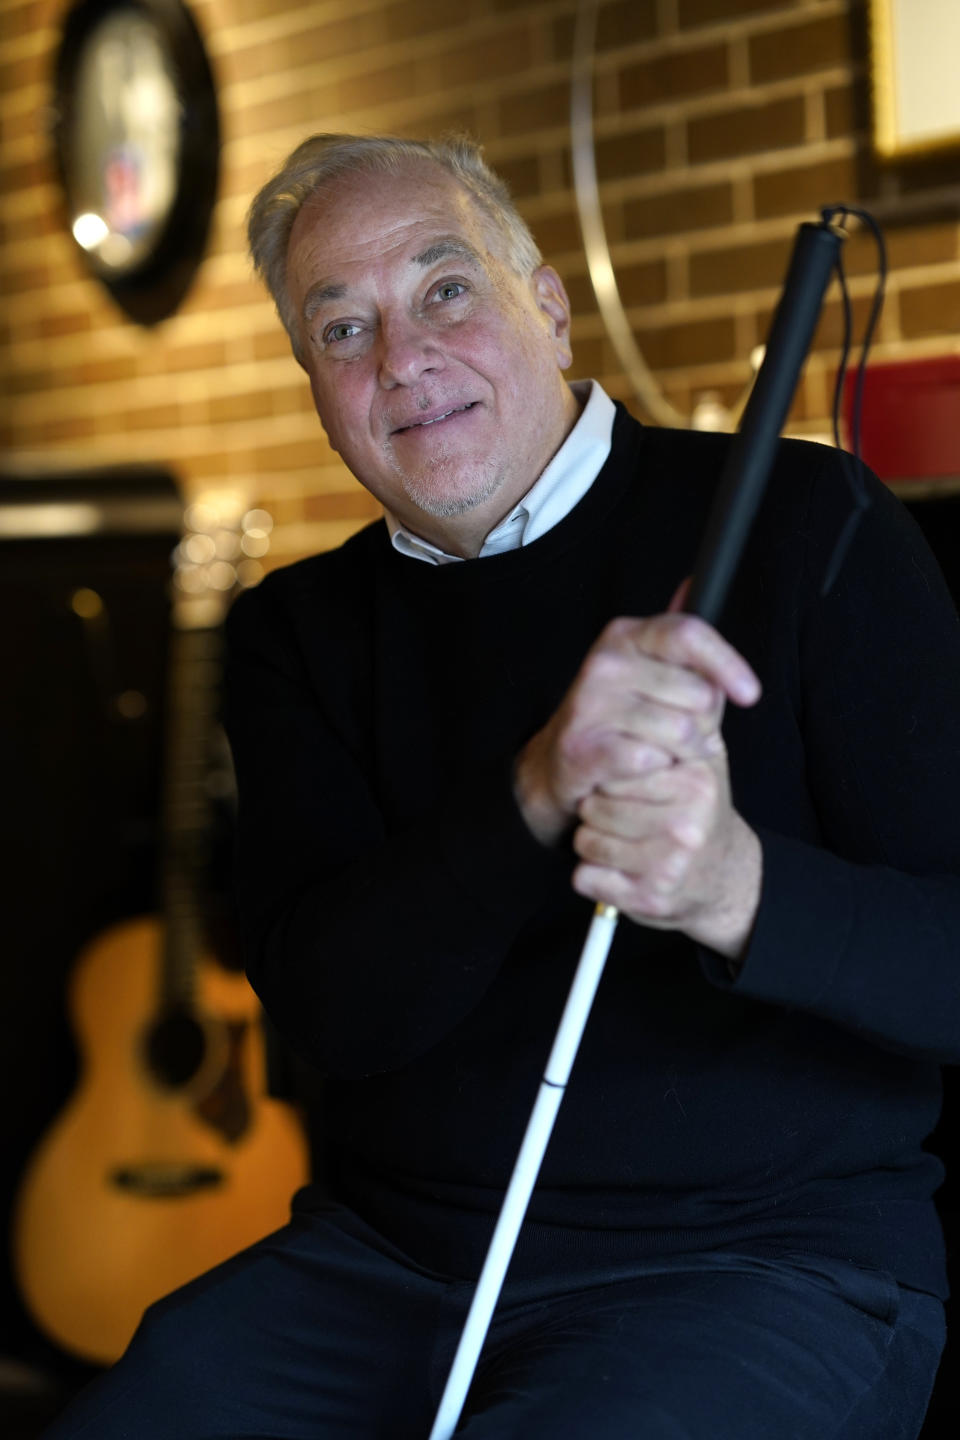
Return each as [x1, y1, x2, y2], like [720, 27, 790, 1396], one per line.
[394, 402, 478, 434]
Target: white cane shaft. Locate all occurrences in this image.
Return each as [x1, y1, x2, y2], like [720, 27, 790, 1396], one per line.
[428, 905, 619, 1440]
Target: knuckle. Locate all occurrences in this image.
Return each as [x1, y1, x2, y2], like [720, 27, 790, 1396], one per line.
[687, 761, 719, 802]
[582, 649, 626, 688]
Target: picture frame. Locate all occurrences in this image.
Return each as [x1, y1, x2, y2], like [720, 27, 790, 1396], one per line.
[52, 0, 220, 325]
[868, 0, 960, 160]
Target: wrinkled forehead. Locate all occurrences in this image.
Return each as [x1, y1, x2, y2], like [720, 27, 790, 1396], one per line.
[286, 161, 507, 291]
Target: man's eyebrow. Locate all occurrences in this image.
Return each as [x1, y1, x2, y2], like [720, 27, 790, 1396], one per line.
[302, 281, 347, 324]
[300, 239, 482, 324]
[412, 238, 483, 268]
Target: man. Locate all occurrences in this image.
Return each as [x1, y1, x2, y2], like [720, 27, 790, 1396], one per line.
[48, 134, 958, 1439]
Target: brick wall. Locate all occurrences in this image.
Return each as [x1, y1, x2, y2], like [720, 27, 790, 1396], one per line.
[2, 0, 959, 564]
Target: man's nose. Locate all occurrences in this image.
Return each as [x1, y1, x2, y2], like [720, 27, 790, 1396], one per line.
[376, 316, 442, 387]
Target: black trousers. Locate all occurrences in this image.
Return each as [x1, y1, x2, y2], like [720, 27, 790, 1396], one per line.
[45, 1199, 945, 1439]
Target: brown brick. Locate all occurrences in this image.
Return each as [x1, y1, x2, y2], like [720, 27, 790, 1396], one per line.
[183, 278, 261, 313]
[552, 0, 658, 64]
[340, 61, 419, 111]
[33, 414, 99, 442]
[1, 1, 46, 42]
[385, 0, 471, 42]
[230, 84, 340, 142]
[1, 262, 52, 293]
[624, 182, 734, 241]
[303, 489, 381, 522]
[594, 127, 667, 183]
[227, 14, 386, 85]
[755, 291, 889, 354]
[254, 437, 330, 470]
[164, 340, 228, 374]
[897, 152, 960, 197]
[638, 315, 738, 369]
[753, 157, 857, 221]
[420, 26, 532, 92]
[125, 403, 182, 432]
[690, 236, 792, 297]
[900, 281, 960, 340]
[841, 221, 958, 279]
[530, 208, 584, 256]
[499, 83, 570, 138]
[688, 96, 806, 165]
[494, 154, 541, 201]
[749, 14, 852, 86]
[180, 449, 235, 478]
[569, 336, 612, 379]
[11, 210, 61, 243]
[562, 270, 599, 315]
[271, 385, 314, 417]
[209, 391, 274, 424]
[679, 0, 801, 25]
[824, 83, 869, 141]
[617, 257, 670, 306]
[74, 356, 141, 386]
[180, 399, 211, 428]
[596, 0, 659, 51]
[4, 368, 58, 396]
[400, 104, 479, 140]
[0, 50, 44, 94]
[620, 43, 728, 110]
[3, 106, 46, 144]
[254, 327, 296, 361]
[814, 293, 889, 353]
[37, 311, 93, 339]
[563, 257, 668, 314]
[550, 12, 576, 64]
[0, 156, 48, 193]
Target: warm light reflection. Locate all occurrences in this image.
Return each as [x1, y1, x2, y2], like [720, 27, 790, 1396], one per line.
[205, 561, 236, 591]
[70, 587, 103, 619]
[240, 531, 269, 557]
[72, 212, 109, 250]
[184, 532, 216, 564]
[242, 509, 273, 534]
[184, 502, 219, 534]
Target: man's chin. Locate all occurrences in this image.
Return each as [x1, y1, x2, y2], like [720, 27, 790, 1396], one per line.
[401, 470, 502, 520]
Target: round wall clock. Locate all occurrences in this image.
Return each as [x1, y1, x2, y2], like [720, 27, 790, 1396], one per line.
[52, 0, 220, 324]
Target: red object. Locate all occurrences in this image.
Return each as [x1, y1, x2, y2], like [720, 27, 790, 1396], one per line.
[843, 355, 960, 484]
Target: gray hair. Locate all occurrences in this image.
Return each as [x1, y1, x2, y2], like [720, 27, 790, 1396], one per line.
[247, 133, 543, 363]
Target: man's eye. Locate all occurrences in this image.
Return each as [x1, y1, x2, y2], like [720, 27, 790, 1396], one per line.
[325, 322, 360, 343]
[435, 282, 466, 302]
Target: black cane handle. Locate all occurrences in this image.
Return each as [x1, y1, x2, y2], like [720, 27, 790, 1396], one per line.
[684, 220, 846, 626]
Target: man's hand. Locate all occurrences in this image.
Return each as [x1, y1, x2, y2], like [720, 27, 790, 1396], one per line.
[513, 613, 762, 961]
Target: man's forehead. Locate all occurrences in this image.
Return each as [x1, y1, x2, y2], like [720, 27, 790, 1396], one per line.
[290, 165, 503, 299]
[298, 227, 492, 323]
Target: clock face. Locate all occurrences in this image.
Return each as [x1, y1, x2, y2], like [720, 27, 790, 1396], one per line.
[54, 0, 219, 324]
[68, 10, 182, 273]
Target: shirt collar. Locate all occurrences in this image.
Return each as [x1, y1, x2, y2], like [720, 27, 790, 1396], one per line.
[384, 379, 616, 565]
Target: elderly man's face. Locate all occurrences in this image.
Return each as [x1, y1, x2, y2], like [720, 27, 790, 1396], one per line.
[285, 162, 578, 552]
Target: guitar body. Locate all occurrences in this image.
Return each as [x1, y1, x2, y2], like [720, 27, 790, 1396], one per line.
[14, 914, 310, 1366]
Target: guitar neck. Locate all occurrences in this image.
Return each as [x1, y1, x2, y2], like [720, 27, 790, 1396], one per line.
[159, 621, 227, 1012]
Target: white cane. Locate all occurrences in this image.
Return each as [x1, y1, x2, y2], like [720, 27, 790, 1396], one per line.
[428, 214, 846, 1440]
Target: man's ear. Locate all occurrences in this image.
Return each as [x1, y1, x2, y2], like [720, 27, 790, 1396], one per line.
[532, 265, 574, 369]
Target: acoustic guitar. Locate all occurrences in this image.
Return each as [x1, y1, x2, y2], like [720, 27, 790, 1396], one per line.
[13, 505, 309, 1367]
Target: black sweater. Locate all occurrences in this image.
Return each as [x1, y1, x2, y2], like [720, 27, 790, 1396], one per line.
[223, 407, 960, 1298]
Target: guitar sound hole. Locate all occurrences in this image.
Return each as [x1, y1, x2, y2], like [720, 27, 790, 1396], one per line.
[110, 1162, 224, 1197]
[145, 1008, 206, 1087]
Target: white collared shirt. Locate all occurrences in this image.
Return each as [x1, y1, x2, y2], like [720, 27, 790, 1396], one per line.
[383, 380, 616, 565]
